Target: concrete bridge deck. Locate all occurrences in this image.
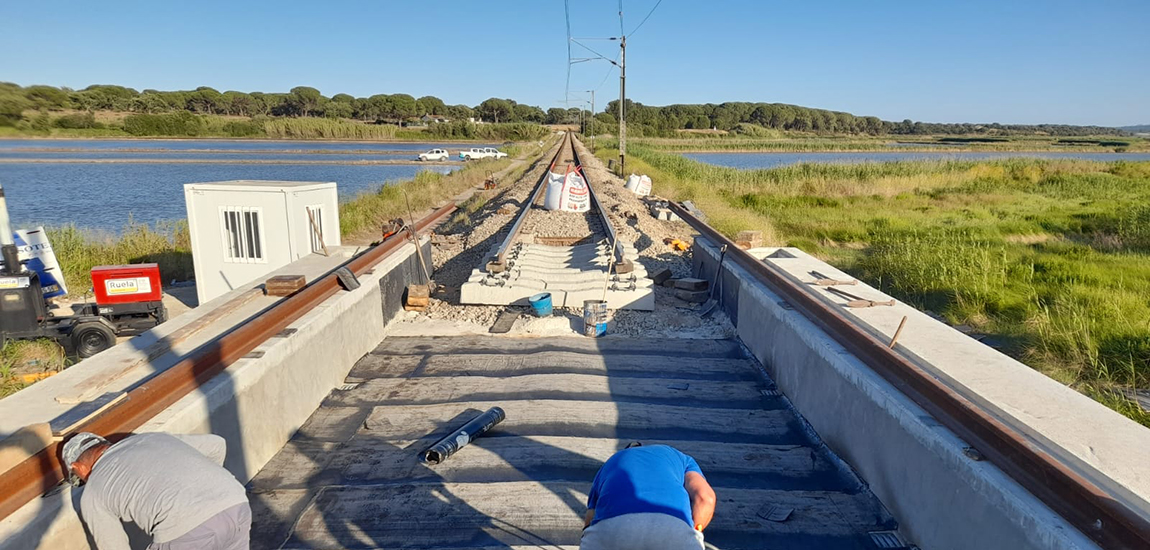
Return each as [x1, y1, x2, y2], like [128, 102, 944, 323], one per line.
[247, 335, 896, 549]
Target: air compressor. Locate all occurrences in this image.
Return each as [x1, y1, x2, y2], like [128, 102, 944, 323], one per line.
[0, 185, 167, 358]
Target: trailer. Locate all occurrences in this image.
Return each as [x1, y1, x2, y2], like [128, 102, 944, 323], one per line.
[0, 186, 166, 358]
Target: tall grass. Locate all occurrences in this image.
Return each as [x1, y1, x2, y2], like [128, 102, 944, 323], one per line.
[615, 134, 1150, 152]
[48, 221, 194, 294]
[607, 143, 1150, 425]
[339, 157, 524, 238]
[263, 118, 400, 140]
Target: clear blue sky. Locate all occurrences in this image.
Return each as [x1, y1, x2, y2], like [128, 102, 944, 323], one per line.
[2, 1, 1147, 126]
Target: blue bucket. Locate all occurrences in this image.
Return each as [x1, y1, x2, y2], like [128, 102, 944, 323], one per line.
[528, 292, 553, 317]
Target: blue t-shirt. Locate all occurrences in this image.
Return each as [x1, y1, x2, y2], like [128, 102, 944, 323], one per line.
[586, 445, 704, 527]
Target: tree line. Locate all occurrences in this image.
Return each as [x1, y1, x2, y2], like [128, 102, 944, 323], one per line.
[0, 82, 1127, 137]
[0, 83, 567, 126]
[601, 99, 1128, 136]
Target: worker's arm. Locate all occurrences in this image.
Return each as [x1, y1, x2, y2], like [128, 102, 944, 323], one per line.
[684, 471, 716, 531]
[583, 508, 595, 528]
[81, 492, 132, 550]
[172, 434, 227, 466]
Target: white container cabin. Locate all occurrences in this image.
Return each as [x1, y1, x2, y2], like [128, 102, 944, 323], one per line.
[184, 180, 340, 304]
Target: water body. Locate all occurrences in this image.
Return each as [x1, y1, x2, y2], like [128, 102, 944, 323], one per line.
[0, 139, 495, 152]
[0, 154, 460, 232]
[0, 140, 492, 231]
[685, 151, 1150, 170]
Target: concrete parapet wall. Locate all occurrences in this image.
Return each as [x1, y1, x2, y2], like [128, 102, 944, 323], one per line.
[693, 239, 1105, 550]
[0, 240, 429, 550]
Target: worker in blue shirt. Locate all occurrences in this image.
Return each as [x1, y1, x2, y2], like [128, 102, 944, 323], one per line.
[580, 443, 716, 550]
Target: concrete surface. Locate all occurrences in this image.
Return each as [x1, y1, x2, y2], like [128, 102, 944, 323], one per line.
[247, 335, 897, 549]
[461, 242, 655, 310]
[694, 239, 1107, 550]
[0, 240, 430, 550]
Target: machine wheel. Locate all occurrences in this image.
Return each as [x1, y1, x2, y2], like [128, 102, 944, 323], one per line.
[72, 322, 116, 358]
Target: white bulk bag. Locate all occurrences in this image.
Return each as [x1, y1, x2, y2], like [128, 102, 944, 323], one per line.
[624, 174, 652, 196]
[543, 169, 590, 212]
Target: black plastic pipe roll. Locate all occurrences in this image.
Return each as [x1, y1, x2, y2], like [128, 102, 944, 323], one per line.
[422, 406, 506, 464]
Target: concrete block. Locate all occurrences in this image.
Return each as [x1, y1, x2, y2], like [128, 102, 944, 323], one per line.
[649, 268, 673, 285]
[662, 278, 678, 288]
[674, 278, 709, 291]
[674, 289, 710, 303]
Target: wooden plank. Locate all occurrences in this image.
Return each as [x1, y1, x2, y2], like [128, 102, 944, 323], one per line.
[55, 287, 264, 404]
[349, 352, 758, 381]
[287, 482, 882, 549]
[370, 336, 747, 359]
[50, 392, 126, 436]
[354, 400, 796, 444]
[324, 373, 767, 408]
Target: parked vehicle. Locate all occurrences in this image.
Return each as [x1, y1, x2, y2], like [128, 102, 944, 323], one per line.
[459, 148, 509, 161]
[418, 149, 449, 162]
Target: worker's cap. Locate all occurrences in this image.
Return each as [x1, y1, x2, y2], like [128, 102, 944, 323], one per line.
[62, 432, 108, 478]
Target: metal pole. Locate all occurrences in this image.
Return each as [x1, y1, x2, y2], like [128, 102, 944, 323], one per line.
[589, 90, 596, 149]
[618, 36, 626, 174]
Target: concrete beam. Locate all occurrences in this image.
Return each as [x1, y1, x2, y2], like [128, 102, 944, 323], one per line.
[0, 240, 431, 550]
[693, 239, 1104, 550]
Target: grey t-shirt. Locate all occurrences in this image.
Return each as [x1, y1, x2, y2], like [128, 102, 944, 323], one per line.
[80, 433, 248, 549]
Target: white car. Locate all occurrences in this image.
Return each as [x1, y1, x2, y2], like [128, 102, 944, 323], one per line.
[459, 147, 509, 161]
[418, 149, 449, 161]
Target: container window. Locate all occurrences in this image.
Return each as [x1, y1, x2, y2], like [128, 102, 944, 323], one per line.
[221, 206, 265, 263]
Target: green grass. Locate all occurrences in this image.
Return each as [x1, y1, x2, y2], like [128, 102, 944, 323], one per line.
[339, 142, 541, 238]
[615, 133, 1150, 153]
[47, 221, 194, 295]
[0, 339, 68, 398]
[604, 143, 1150, 425]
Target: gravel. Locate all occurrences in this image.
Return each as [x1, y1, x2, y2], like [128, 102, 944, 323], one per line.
[407, 134, 732, 338]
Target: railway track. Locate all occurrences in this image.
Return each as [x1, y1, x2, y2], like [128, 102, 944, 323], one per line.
[1, 133, 1147, 549]
[460, 132, 653, 310]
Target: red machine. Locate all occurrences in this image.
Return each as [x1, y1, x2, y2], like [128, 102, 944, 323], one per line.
[91, 264, 163, 305]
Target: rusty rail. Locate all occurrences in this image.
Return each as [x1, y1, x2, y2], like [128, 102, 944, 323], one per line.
[490, 132, 570, 269]
[668, 201, 1150, 550]
[0, 202, 457, 522]
[569, 136, 624, 266]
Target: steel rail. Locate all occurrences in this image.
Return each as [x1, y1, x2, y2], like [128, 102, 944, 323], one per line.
[667, 201, 1150, 549]
[491, 132, 571, 268]
[0, 202, 458, 522]
[570, 135, 624, 265]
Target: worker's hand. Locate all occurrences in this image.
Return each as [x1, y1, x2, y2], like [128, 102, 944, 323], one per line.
[684, 472, 716, 531]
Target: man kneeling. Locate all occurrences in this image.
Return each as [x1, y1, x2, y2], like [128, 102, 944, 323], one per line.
[63, 432, 251, 550]
[581, 443, 716, 550]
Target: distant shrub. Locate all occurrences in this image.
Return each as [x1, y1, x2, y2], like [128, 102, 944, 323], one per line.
[123, 111, 205, 136]
[426, 121, 548, 141]
[27, 111, 52, 131]
[222, 120, 264, 137]
[53, 112, 99, 129]
[263, 118, 398, 140]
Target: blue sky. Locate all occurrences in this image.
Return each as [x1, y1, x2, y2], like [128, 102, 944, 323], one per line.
[2, 1, 1147, 126]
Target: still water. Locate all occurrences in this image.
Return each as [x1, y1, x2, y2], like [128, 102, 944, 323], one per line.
[0, 139, 494, 152]
[0, 141, 460, 231]
[685, 151, 1150, 170]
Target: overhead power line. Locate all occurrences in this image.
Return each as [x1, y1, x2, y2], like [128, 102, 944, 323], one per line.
[629, 0, 664, 37]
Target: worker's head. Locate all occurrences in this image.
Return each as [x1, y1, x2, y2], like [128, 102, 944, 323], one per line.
[62, 432, 109, 485]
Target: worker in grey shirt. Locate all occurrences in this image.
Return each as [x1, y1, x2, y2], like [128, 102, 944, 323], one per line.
[62, 431, 251, 550]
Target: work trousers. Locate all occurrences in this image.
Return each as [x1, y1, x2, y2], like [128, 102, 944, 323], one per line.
[580, 512, 705, 550]
[147, 502, 251, 550]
